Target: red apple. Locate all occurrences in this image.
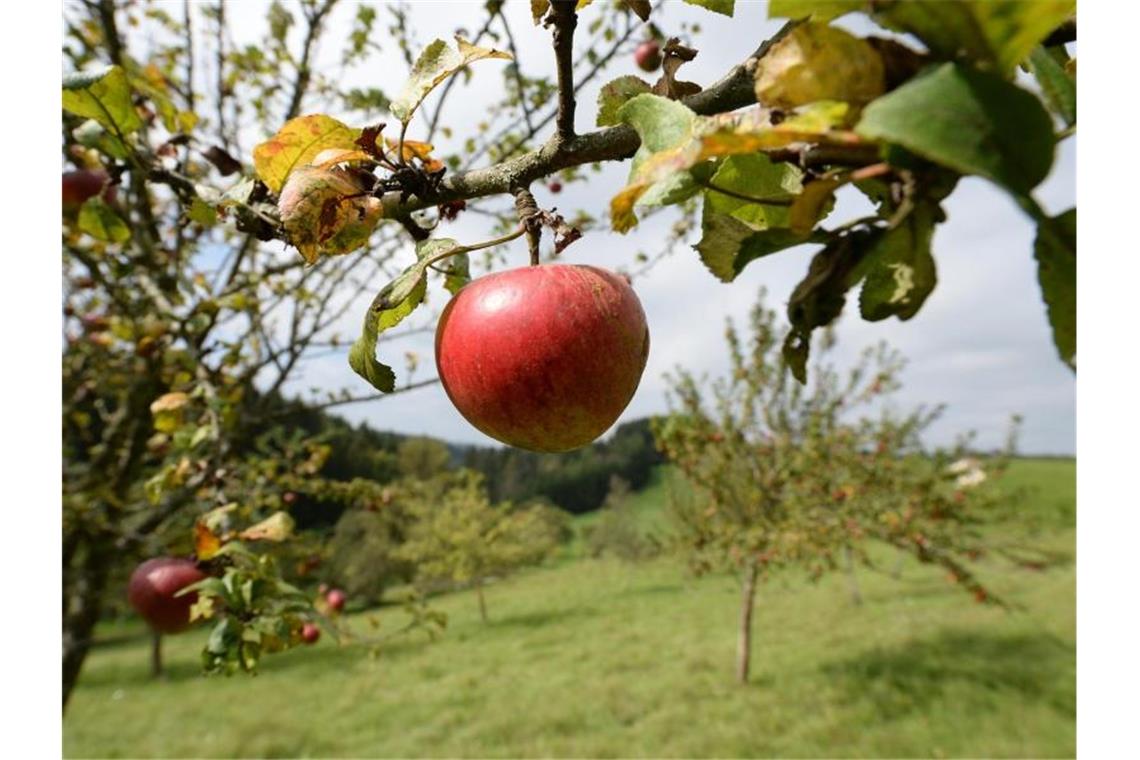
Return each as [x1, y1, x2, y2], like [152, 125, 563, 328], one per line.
[326, 588, 346, 612]
[548, 180, 562, 194]
[300, 622, 321, 644]
[62, 170, 116, 211]
[635, 40, 661, 72]
[127, 557, 207, 634]
[283, 491, 297, 505]
[435, 264, 650, 452]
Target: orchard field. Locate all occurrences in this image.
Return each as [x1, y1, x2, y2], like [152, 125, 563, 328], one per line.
[64, 459, 1075, 759]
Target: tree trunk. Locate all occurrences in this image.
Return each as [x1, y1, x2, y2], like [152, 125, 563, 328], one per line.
[844, 545, 863, 606]
[62, 545, 111, 710]
[891, 553, 906, 579]
[476, 581, 488, 623]
[150, 631, 164, 679]
[736, 563, 758, 684]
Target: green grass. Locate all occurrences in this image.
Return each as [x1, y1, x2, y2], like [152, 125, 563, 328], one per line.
[64, 459, 1075, 759]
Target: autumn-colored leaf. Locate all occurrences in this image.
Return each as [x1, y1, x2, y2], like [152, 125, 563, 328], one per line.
[390, 37, 512, 124]
[239, 512, 296, 542]
[252, 114, 359, 194]
[195, 520, 223, 561]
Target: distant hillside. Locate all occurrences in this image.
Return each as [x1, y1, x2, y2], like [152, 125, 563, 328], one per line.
[263, 390, 663, 525]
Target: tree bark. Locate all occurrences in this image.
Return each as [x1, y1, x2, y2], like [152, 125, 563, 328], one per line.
[736, 563, 759, 684]
[62, 544, 112, 709]
[150, 631, 164, 679]
[844, 545, 863, 607]
[475, 581, 488, 624]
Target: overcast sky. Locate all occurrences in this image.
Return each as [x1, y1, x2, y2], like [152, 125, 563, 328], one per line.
[218, 0, 1075, 455]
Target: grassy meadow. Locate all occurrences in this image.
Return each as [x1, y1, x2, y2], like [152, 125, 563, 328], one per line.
[63, 459, 1075, 759]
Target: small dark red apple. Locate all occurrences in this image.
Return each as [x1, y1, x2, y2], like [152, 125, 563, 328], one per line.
[300, 622, 321, 644]
[326, 588, 346, 612]
[127, 557, 207, 634]
[435, 264, 650, 452]
[283, 491, 297, 505]
[62, 170, 116, 211]
[548, 180, 562, 194]
[635, 40, 661, 72]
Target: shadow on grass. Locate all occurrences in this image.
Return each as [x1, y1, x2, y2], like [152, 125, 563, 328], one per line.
[484, 605, 598, 630]
[822, 630, 1075, 721]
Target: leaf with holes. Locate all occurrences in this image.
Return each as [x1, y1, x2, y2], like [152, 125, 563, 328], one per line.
[858, 201, 940, 321]
[390, 37, 512, 124]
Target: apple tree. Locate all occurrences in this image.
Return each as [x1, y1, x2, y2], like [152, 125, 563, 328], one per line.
[63, 0, 1075, 705]
[395, 471, 564, 622]
[653, 291, 1023, 683]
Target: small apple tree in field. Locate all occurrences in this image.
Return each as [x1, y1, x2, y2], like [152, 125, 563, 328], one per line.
[395, 472, 564, 622]
[654, 292, 1016, 684]
[63, 0, 1074, 705]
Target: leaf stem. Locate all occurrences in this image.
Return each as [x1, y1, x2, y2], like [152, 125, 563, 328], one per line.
[697, 179, 794, 207]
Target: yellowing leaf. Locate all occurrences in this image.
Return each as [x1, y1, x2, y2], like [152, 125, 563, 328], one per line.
[312, 148, 374, 169]
[252, 114, 359, 194]
[788, 177, 841, 235]
[195, 520, 223, 561]
[277, 165, 383, 263]
[755, 23, 885, 109]
[390, 37, 512, 124]
[239, 512, 296, 542]
[531, 0, 550, 24]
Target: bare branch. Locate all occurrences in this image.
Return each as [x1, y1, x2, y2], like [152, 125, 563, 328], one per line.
[546, 1, 578, 141]
[285, 0, 339, 121]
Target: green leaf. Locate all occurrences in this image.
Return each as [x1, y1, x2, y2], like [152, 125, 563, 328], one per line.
[858, 202, 940, 321]
[206, 617, 240, 655]
[857, 63, 1055, 195]
[1027, 46, 1076, 128]
[62, 65, 143, 137]
[443, 252, 470, 295]
[187, 197, 217, 227]
[783, 230, 879, 381]
[754, 22, 886, 109]
[350, 239, 458, 392]
[71, 119, 128, 160]
[611, 94, 700, 231]
[1033, 208, 1076, 369]
[390, 37, 512, 124]
[597, 76, 653, 127]
[767, 0, 862, 21]
[252, 114, 359, 194]
[77, 198, 130, 243]
[695, 207, 820, 283]
[682, 0, 734, 16]
[870, 0, 1075, 74]
[704, 153, 802, 229]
